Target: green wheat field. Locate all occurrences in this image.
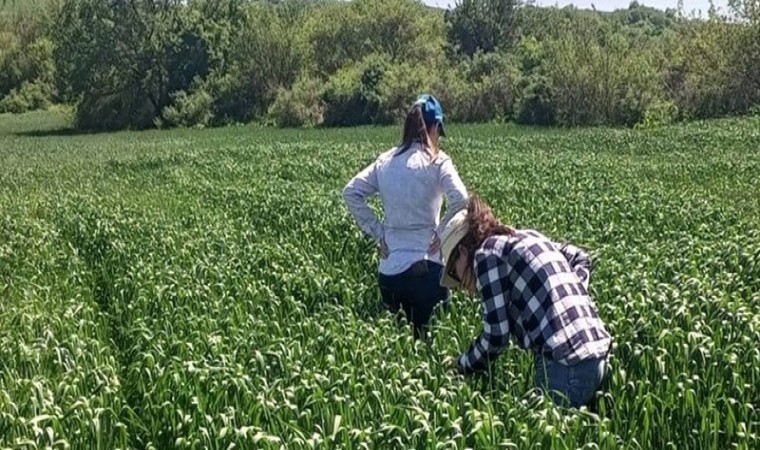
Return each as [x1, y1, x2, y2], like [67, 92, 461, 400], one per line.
[1, 111, 759, 449]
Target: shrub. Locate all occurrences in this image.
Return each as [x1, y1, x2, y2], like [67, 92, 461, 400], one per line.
[635, 100, 679, 129]
[268, 77, 325, 128]
[75, 88, 156, 131]
[515, 74, 555, 126]
[0, 37, 55, 100]
[321, 54, 393, 126]
[161, 89, 214, 128]
[0, 80, 54, 114]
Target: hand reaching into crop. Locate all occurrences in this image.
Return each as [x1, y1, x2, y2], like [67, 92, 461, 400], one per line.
[443, 355, 461, 375]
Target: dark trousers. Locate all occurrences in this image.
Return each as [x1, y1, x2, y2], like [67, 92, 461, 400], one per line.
[378, 260, 450, 338]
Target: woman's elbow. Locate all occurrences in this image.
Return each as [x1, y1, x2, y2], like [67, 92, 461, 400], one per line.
[342, 183, 356, 202]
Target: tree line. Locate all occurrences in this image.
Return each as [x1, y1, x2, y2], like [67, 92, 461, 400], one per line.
[0, 0, 758, 131]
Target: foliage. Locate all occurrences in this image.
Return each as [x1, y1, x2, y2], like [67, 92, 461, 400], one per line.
[321, 53, 395, 127]
[0, 37, 55, 103]
[0, 79, 54, 113]
[52, 0, 240, 130]
[213, 1, 306, 123]
[303, 0, 444, 77]
[515, 73, 555, 125]
[445, 0, 520, 56]
[1, 111, 759, 448]
[635, 99, 679, 129]
[268, 76, 325, 128]
[0, 0, 758, 129]
[440, 52, 520, 123]
[543, 29, 666, 126]
[668, 19, 756, 119]
[160, 88, 214, 128]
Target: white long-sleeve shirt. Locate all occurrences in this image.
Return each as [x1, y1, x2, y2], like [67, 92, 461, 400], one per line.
[343, 143, 468, 275]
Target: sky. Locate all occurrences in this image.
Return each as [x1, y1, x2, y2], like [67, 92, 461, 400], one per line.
[422, 0, 731, 15]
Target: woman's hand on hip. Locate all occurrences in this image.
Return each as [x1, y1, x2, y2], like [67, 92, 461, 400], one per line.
[379, 239, 390, 259]
[428, 232, 441, 255]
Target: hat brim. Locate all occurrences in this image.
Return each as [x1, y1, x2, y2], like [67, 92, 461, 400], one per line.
[439, 236, 465, 289]
[438, 209, 468, 289]
[439, 263, 460, 289]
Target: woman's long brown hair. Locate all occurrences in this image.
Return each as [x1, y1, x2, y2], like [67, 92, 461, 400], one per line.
[396, 104, 439, 160]
[456, 194, 515, 272]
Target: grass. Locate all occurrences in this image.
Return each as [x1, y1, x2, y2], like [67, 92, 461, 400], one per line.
[0, 110, 759, 449]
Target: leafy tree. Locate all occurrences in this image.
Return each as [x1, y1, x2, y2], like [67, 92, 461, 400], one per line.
[210, 1, 306, 123]
[303, 0, 444, 77]
[445, 0, 520, 56]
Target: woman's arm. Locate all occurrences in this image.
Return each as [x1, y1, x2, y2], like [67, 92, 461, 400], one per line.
[458, 253, 511, 374]
[559, 243, 592, 291]
[343, 161, 384, 243]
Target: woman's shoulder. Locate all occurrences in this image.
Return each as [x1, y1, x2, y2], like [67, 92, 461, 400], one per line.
[434, 150, 453, 163]
[476, 235, 513, 258]
[424, 150, 455, 170]
[376, 146, 456, 168]
[375, 147, 399, 164]
[384, 147, 400, 157]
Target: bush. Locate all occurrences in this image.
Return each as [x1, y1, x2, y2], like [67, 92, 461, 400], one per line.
[268, 77, 325, 128]
[454, 74, 517, 123]
[187, 2, 308, 126]
[431, 52, 518, 123]
[635, 100, 679, 129]
[321, 54, 393, 126]
[382, 61, 438, 123]
[669, 20, 758, 120]
[543, 31, 665, 127]
[75, 88, 156, 131]
[0, 80, 55, 114]
[161, 89, 214, 128]
[444, 0, 519, 56]
[303, 0, 444, 77]
[515, 74, 555, 126]
[37, 0, 760, 129]
[198, 72, 247, 125]
[462, 52, 518, 122]
[319, 53, 452, 127]
[0, 37, 56, 102]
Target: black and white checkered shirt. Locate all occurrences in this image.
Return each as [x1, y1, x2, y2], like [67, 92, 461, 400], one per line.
[458, 231, 611, 374]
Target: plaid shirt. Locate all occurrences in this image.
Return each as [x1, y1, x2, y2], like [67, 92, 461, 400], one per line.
[458, 231, 611, 374]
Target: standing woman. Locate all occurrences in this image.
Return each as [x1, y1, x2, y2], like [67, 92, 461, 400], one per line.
[343, 94, 468, 338]
[440, 195, 612, 407]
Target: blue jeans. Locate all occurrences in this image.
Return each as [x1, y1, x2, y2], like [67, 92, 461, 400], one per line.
[535, 354, 608, 408]
[378, 260, 450, 338]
